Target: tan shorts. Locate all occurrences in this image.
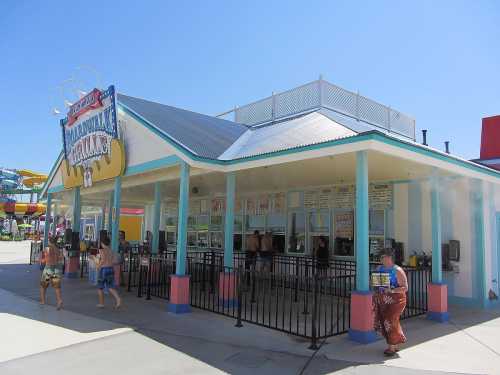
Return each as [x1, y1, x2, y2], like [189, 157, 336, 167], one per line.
[40, 266, 62, 288]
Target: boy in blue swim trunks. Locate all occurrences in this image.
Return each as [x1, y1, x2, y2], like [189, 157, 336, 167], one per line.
[96, 236, 122, 309]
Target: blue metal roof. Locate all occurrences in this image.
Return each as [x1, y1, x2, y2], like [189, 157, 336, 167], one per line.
[117, 94, 248, 159]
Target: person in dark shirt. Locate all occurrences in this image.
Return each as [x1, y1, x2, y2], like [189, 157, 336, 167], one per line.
[315, 236, 329, 275]
[118, 230, 130, 253]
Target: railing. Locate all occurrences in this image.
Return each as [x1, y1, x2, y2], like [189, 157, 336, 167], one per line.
[401, 266, 431, 319]
[80, 251, 89, 278]
[189, 263, 353, 348]
[217, 79, 416, 141]
[124, 249, 430, 347]
[136, 253, 177, 299]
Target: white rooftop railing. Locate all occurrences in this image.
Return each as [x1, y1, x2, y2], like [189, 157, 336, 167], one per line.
[217, 79, 416, 141]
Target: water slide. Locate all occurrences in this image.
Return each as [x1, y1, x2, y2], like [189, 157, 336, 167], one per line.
[0, 169, 48, 217]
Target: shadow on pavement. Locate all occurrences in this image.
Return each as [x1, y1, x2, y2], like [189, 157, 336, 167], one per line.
[0, 260, 493, 375]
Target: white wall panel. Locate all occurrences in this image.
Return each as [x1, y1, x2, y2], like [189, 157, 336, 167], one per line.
[119, 111, 177, 168]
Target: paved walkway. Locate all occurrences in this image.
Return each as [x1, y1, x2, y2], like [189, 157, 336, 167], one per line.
[0, 241, 498, 374]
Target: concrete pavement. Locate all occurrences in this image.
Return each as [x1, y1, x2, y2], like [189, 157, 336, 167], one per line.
[0, 241, 498, 374]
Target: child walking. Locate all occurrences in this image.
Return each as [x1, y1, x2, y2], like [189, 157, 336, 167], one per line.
[95, 236, 122, 309]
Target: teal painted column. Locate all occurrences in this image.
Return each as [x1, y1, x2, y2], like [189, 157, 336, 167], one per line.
[431, 176, 443, 283]
[111, 177, 122, 253]
[51, 204, 57, 237]
[96, 213, 102, 241]
[355, 151, 369, 292]
[176, 162, 190, 275]
[471, 179, 486, 306]
[152, 182, 162, 254]
[72, 187, 81, 235]
[43, 193, 52, 248]
[107, 193, 113, 232]
[224, 172, 236, 268]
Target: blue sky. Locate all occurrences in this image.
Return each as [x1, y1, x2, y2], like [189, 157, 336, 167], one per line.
[1, 1, 499, 173]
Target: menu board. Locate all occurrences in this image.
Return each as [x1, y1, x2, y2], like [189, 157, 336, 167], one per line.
[189, 200, 201, 216]
[258, 195, 270, 214]
[273, 192, 286, 213]
[319, 189, 331, 209]
[166, 202, 178, 215]
[234, 198, 242, 214]
[200, 199, 209, 215]
[304, 190, 319, 209]
[333, 186, 355, 209]
[334, 212, 354, 239]
[369, 184, 393, 209]
[211, 198, 225, 216]
[246, 198, 257, 215]
[288, 191, 302, 209]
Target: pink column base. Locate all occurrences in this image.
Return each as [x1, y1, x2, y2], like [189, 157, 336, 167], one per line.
[348, 291, 377, 343]
[350, 291, 375, 331]
[169, 275, 190, 305]
[428, 283, 448, 312]
[427, 283, 449, 322]
[168, 275, 191, 313]
[218, 272, 237, 301]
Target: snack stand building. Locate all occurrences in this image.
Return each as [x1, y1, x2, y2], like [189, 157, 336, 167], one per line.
[41, 79, 500, 342]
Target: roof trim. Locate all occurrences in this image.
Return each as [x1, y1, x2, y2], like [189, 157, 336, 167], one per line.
[40, 151, 64, 200]
[42, 101, 500, 197]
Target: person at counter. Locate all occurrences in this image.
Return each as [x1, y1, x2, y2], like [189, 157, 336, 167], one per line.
[246, 230, 260, 271]
[118, 230, 130, 253]
[315, 236, 329, 275]
[373, 248, 408, 357]
[260, 231, 273, 272]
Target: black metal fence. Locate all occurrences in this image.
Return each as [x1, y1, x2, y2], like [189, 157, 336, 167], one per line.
[401, 266, 431, 319]
[112, 249, 430, 347]
[189, 263, 353, 347]
[80, 252, 89, 278]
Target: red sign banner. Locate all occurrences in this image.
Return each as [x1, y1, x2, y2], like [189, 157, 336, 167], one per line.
[67, 88, 103, 126]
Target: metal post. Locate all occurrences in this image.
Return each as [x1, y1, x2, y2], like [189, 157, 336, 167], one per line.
[152, 182, 161, 254]
[235, 269, 243, 328]
[175, 162, 190, 275]
[127, 252, 133, 292]
[224, 172, 236, 268]
[308, 274, 319, 350]
[355, 151, 369, 292]
[111, 177, 121, 253]
[43, 193, 52, 248]
[137, 259, 143, 298]
[72, 187, 81, 235]
[430, 175, 442, 283]
[146, 255, 152, 300]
